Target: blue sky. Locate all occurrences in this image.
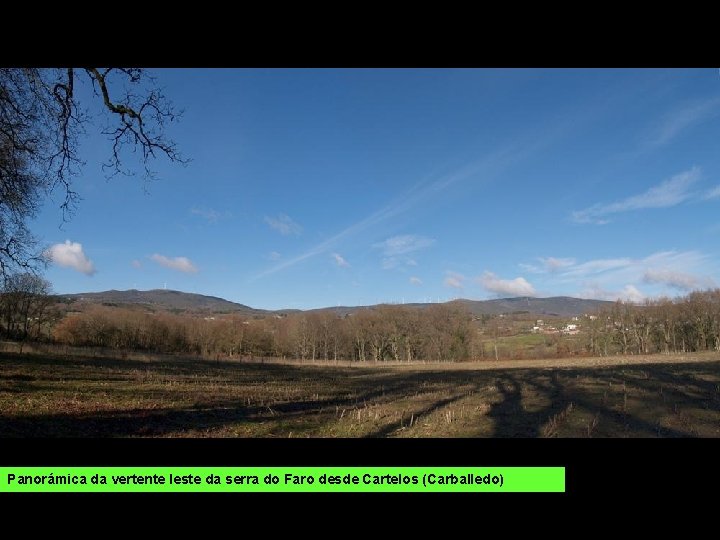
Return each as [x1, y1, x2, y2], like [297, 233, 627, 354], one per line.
[33, 68, 720, 310]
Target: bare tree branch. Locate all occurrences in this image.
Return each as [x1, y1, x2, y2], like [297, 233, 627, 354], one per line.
[0, 67, 187, 283]
[85, 68, 187, 180]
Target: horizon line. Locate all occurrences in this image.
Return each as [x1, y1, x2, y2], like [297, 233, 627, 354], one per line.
[50, 288, 664, 313]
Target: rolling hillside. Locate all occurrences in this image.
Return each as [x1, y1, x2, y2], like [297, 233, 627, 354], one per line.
[60, 289, 268, 315]
[59, 289, 614, 318]
[452, 296, 615, 317]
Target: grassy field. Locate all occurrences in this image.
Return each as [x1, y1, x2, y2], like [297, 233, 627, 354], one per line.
[2, 351, 720, 437]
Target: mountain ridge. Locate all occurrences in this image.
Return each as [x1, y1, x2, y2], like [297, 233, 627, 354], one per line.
[58, 289, 615, 317]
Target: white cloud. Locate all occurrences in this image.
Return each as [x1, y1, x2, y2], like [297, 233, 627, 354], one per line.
[445, 277, 463, 289]
[382, 257, 419, 270]
[131, 259, 142, 269]
[643, 268, 714, 291]
[560, 257, 633, 278]
[191, 207, 231, 223]
[540, 257, 576, 272]
[374, 235, 435, 269]
[572, 167, 701, 224]
[642, 250, 707, 267]
[566, 251, 716, 300]
[478, 271, 536, 297]
[45, 241, 96, 276]
[444, 271, 465, 289]
[546, 250, 711, 287]
[621, 285, 645, 303]
[374, 235, 435, 255]
[649, 97, 720, 147]
[264, 214, 302, 236]
[150, 254, 198, 273]
[582, 284, 645, 303]
[268, 251, 282, 261]
[704, 185, 720, 200]
[409, 276, 422, 285]
[332, 253, 350, 268]
[518, 263, 542, 274]
[518, 251, 715, 300]
[522, 257, 577, 274]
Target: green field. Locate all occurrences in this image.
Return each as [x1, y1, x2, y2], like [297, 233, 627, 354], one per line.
[2, 351, 720, 437]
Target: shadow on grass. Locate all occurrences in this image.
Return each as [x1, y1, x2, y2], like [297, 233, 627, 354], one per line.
[2, 351, 719, 437]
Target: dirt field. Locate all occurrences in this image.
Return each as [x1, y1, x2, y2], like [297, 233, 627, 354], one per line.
[2, 351, 720, 437]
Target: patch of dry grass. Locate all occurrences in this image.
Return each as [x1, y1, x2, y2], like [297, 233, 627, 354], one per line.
[2, 351, 720, 438]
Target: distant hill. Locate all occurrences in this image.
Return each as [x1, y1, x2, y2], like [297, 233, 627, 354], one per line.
[307, 296, 614, 318]
[60, 289, 268, 316]
[59, 289, 614, 318]
[451, 296, 615, 317]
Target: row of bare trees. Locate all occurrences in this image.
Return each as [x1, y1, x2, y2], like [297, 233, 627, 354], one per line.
[585, 290, 720, 356]
[8, 282, 720, 361]
[0, 273, 58, 350]
[52, 304, 476, 362]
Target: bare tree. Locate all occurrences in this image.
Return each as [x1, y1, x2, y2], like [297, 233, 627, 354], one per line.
[0, 272, 52, 351]
[0, 68, 186, 282]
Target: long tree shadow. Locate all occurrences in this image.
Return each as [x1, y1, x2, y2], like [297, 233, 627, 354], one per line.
[523, 369, 695, 438]
[3, 351, 719, 438]
[486, 373, 571, 438]
[622, 364, 720, 411]
[362, 391, 473, 438]
[480, 367, 698, 438]
[488, 377, 533, 437]
[0, 371, 478, 437]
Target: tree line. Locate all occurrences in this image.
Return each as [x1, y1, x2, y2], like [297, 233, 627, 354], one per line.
[0, 273, 59, 351]
[49, 303, 476, 362]
[586, 289, 720, 356]
[3, 275, 720, 361]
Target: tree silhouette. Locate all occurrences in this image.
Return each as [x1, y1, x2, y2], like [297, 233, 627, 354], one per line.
[0, 68, 186, 282]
